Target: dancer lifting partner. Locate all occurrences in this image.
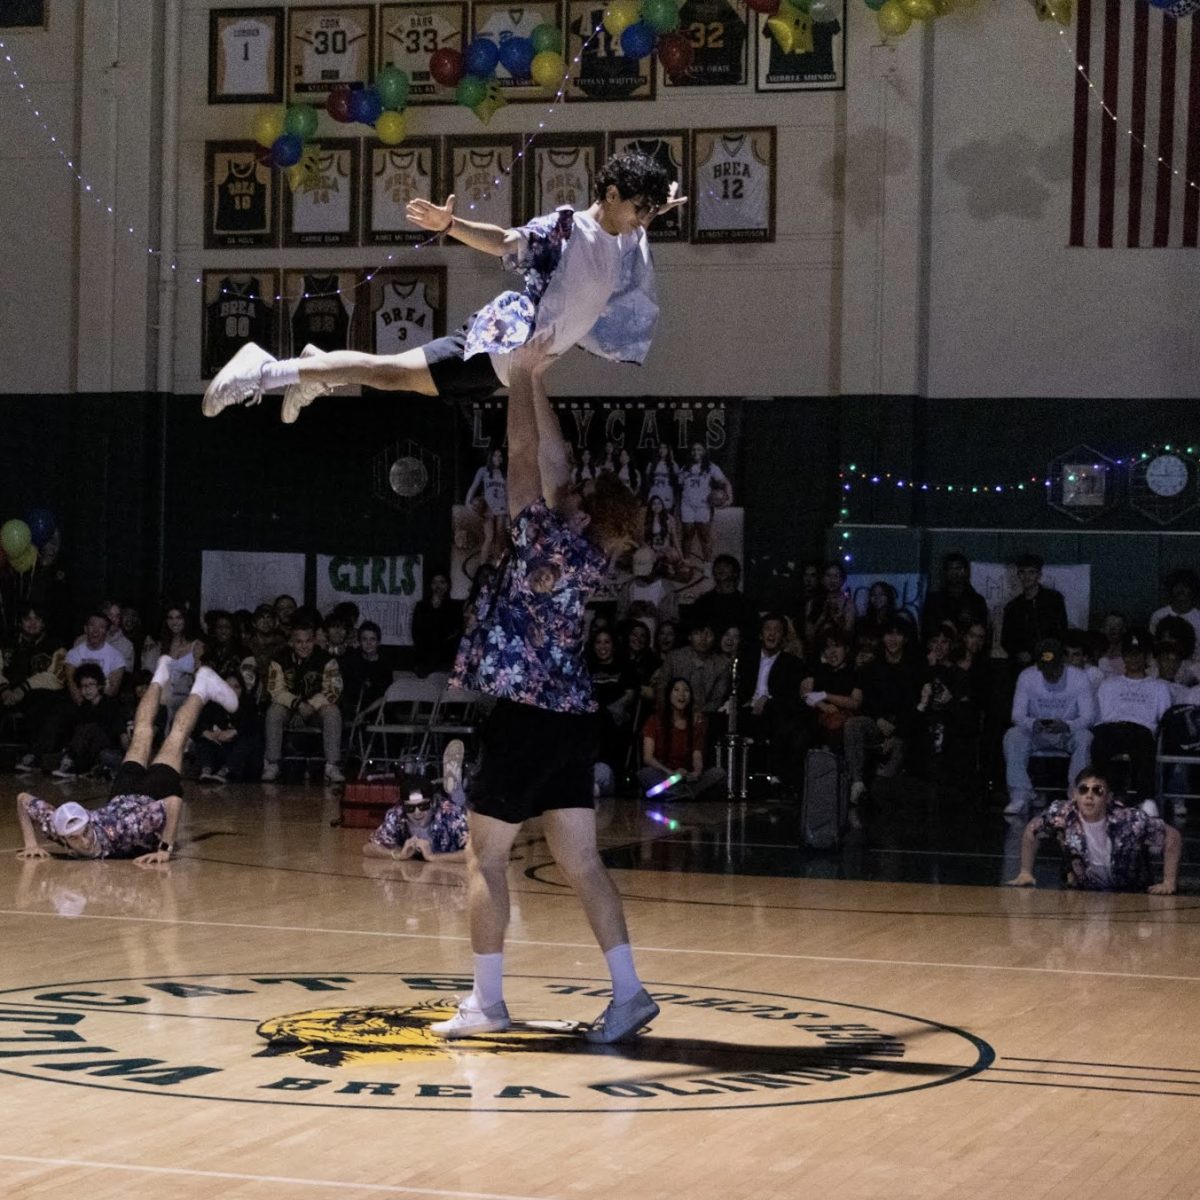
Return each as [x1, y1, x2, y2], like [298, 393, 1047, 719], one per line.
[202, 151, 686, 421]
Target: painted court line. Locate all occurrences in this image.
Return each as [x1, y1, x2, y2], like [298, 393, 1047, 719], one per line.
[0, 1153, 552, 1199]
[2, 906, 1199, 984]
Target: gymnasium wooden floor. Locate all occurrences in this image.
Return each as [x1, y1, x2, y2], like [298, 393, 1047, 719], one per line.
[1, 774, 1198, 1200]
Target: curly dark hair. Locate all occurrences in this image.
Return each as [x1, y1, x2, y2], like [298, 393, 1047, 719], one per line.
[594, 151, 670, 208]
[580, 473, 644, 549]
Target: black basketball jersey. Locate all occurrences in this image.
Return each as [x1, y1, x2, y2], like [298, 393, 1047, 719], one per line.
[291, 273, 351, 353]
[216, 161, 268, 231]
[674, 0, 747, 85]
[570, 7, 644, 99]
[625, 137, 684, 237]
[766, 18, 840, 82]
[206, 277, 275, 376]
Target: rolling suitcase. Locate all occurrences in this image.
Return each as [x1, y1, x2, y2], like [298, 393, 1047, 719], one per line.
[801, 747, 848, 849]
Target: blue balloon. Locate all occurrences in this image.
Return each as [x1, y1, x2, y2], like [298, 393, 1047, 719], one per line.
[464, 36, 501, 77]
[271, 133, 304, 167]
[620, 22, 656, 59]
[498, 35, 534, 75]
[24, 507, 56, 548]
[350, 86, 383, 125]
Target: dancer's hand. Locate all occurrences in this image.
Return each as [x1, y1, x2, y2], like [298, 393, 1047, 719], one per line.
[643, 180, 688, 227]
[407, 194, 455, 233]
[1148, 881, 1177, 895]
[16, 846, 48, 860]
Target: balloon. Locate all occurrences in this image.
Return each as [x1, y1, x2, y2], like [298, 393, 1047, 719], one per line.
[376, 110, 408, 145]
[283, 104, 319, 140]
[641, 0, 680, 30]
[375, 65, 410, 110]
[455, 74, 489, 107]
[765, 0, 813, 54]
[472, 83, 508, 124]
[24, 507, 56, 548]
[531, 22, 563, 53]
[877, 0, 913, 33]
[251, 107, 286, 147]
[464, 36, 500, 77]
[429, 47, 465, 87]
[808, 0, 838, 18]
[271, 133, 304, 167]
[13, 544, 38, 574]
[530, 50, 567, 89]
[350, 86, 383, 125]
[326, 84, 354, 123]
[863, 0, 886, 10]
[498, 35, 535, 75]
[603, 0, 641, 38]
[744, 0, 781, 11]
[0, 519, 32, 559]
[656, 30, 694, 75]
[900, 0, 938, 16]
[620, 21, 656, 58]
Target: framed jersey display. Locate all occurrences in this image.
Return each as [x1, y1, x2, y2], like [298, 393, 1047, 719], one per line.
[208, 7, 284, 103]
[282, 139, 361, 247]
[0, 1, 47, 28]
[661, 0, 748, 89]
[288, 5, 373, 103]
[444, 136, 520, 232]
[361, 267, 447, 356]
[284, 269, 359, 356]
[525, 134, 602, 217]
[607, 129, 688, 242]
[691, 127, 775, 243]
[755, 1, 844, 91]
[379, 2, 466, 105]
[471, 0, 560, 101]
[566, 0, 654, 102]
[364, 137, 441, 245]
[202, 271, 280, 379]
[204, 140, 278, 249]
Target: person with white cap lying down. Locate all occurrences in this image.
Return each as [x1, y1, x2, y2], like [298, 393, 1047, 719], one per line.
[15, 657, 238, 866]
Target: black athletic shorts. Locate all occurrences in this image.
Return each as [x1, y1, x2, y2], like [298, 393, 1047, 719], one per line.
[469, 699, 599, 825]
[109, 761, 183, 802]
[422, 323, 503, 403]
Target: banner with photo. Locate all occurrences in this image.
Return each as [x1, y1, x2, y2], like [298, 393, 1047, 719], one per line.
[316, 553, 424, 645]
[201, 550, 306, 617]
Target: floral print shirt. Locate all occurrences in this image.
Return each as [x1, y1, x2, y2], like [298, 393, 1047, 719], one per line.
[368, 791, 469, 855]
[23, 793, 166, 859]
[1030, 800, 1168, 890]
[452, 500, 607, 713]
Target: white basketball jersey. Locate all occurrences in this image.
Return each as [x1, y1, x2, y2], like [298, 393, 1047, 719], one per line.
[454, 148, 513, 227]
[292, 152, 352, 233]
[696, 134, 770, 233]
[298, 13, 368, 85]
[375, 281, 434, 355]
[222, 19, 273, 94]
[536, 147, 592, 211]
[373, 148, 431, 231]
[478, 7, 543, 77]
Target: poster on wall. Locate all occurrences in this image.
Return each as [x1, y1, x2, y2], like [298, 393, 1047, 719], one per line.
[607, 129, 688, 242]
[661, 0, 749, 89]
[282, 139, 360, 247]
[755, 0, 844, 91]
[201, 550, 306, 617]
[444, 136, 520, 230]
[317, 553, 424, 645]
[208, 7, 284, 103]
[691, 127, 775, 243]
[204, 141, 278, 248]
[201, 270, 280, 379]
[361, 266, 447, 356]
[283, 269, 358, 356]
[525, 133, 603, 216]
[379, 1, 465, 105]
[471, 0, 560, 100]
[364, 137, 441, 245]
[566, 0, 654, 101]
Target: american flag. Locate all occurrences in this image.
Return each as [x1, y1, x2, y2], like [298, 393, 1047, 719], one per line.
[1070, 0, 1200, 247]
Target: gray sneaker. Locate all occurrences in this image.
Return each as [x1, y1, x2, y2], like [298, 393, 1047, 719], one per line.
[585, 988, 660, 1044]
[430, 995, 511, 1039]
[281, 344, 342, 424]
[261, 761, 280, 782]
[202, 342, 274, 417]
[324, 762, 346, 784]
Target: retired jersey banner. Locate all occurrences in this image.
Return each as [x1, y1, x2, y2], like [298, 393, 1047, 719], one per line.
[317, 554, 423, 645]
[201, 550, 306, 617]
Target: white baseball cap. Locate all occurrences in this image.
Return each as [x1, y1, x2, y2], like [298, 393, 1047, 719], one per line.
[52, 801, 91, 838]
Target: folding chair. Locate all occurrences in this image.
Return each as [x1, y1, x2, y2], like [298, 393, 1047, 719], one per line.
[1029, 748, 1071, 806]
[1156, 729, 1200, 821]
[360, 674, 443, 770]
[421, 679, 482, 762]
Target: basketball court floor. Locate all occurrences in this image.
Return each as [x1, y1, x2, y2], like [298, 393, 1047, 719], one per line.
[1, 775, 1198, 1199]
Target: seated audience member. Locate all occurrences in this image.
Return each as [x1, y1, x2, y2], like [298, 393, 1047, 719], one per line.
[1152, 616, 1200, 686]
[120, 604, 150, 671]
[3, 603, 65, 771]
[411, 572, 463, 677]
[589, 627, 639, 780]
[805, 561, 856, 644]
[339, 621, 394, 721]
[331, 602, 361, 649]
[623, 620, 660, 706]
[737, 612, 806, 790]
[858, 581, 917, 644]
[801, 631, 863, 750]
[638, 677, 726, 802]
[915, 624, 974, 772]
[1149, 568, 1200, 648]
[790, 560, 822, 637]
[195, 671, 265, 783]
[1096, 611, 1128, 677]
[1001, 554, 1068, 671]
[720, 625, 742, 662]
[262, 618, 345, 784]
[15, 659, 237, 864]
[246, 604, 286, 681]
[1153, 639, 1194, 704]
[202, 609, 247, 678]
[273, 594, 299, 635]
[77, 599, 134, 672]
[322, 612, 353, 662]
[688, 555, 759, 647]
[67, 612, 127, 697]
[1002, 638, 1096, 817]
[147, 604, 205, 725]
[844, 618, 921, 803]
[653, 619, 679, 661]
[362, 745, 468, 862]
[1092, 629, 1173, 806]
[957, 620, 993, 710]
[657, 619, 732, 724]
[922, 552, 989, 639]
[50, 663, 126, 779]
[622, 546, 678, 629]
[1064, 629, 1104, 692]
[853, 632, 878, 671]
[1007, 767, 1180, 893]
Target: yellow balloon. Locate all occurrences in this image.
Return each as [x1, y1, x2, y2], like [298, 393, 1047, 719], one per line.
[603, 0, 640, 36]
[376, 110, 407, 145]
[901, 0, 938, 17]
[877, 0, 913, 34]
[531, 50, 567, 89]
[765, 0, 813, 54]
[13, 545, 38, 574]
[251, 107, 286, 147]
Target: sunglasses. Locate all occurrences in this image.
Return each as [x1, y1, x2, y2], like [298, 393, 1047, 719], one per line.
[404, 799, 435, 813]
[1076, 783, 1107, 795]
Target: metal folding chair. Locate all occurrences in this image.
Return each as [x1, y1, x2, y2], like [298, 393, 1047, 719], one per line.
[360, 674, 443, 770]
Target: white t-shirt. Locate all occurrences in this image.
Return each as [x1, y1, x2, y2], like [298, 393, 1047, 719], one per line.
[1149, 605, 1200, 647]
[1011, 664, 1096, 731]
[65, 641, 126, 682]
[1080, 816, 1113, 887]
[1096, 675, 1173, 733]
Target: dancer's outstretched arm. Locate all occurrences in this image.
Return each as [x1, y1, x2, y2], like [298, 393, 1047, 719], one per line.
[406, 194, 519, 258]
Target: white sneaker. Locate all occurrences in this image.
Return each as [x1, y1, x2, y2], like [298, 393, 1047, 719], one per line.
[190, 666, 239, 712]
[585, 988, 660, 1044]
[430, 995, 511, 1040]
[151, 654, 172, 690]
[324, 762, 345, 784]
[281, 344, 342, 424]
[849, 780, 868, 805]
[1003, 795, 1030, 817]
[261, 762, 280, 782]
[202, 342, 275, 417]
[443, 738, 465, 796]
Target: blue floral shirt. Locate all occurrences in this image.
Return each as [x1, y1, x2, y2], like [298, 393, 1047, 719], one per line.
[23, 793, 167, 859]
[451, 500, 607, 713]
[461, 207, 659, 366]
[368, 791, 469, 855]
[1031, 800, 1168, 890]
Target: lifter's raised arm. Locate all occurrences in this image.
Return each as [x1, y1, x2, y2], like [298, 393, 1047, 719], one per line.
[406, 194, 520, 258]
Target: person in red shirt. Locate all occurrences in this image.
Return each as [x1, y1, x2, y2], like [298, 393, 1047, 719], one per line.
[638, 677, 726, 801]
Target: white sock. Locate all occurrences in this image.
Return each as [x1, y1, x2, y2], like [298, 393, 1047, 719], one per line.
[259, 360, 301, 391]
[472, 952, 505, 1010]
[604, 943, 642, 1004]
[151, 655, 172, 689]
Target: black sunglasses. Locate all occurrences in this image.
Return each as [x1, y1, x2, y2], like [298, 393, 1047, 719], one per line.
[1077, 783, 1107, 795]
[405, 798, 435, 813]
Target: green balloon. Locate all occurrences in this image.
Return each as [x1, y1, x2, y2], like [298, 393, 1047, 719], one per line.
[531, 22, 563, 54]
[456, 74, 488, 107]
[0, 519, 31, 559]
[642, 0, 680, 31]
[863, 0, 886, 9]
[283, 104, 319, 140]
[376, 65, 410, 110]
